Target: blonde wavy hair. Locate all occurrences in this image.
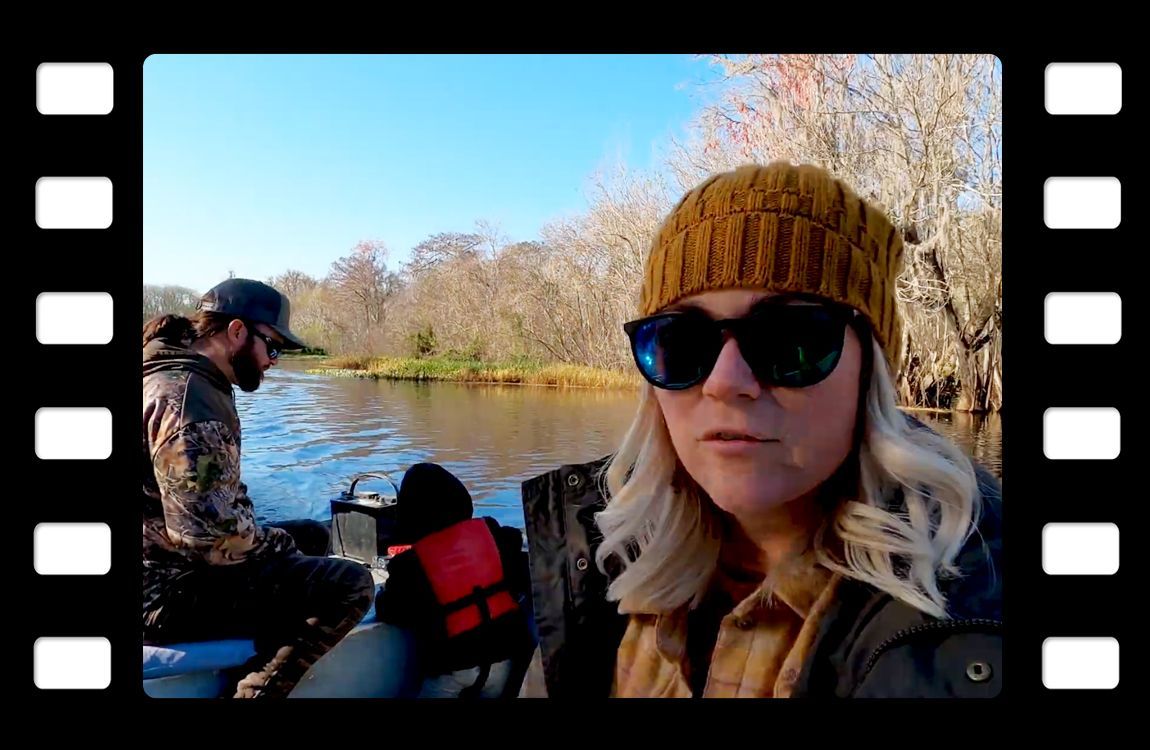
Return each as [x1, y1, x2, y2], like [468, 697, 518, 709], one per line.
[594, 335, 983, 620]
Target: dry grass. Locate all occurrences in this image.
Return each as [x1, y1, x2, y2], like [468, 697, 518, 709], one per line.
[309, 355, 640, 389]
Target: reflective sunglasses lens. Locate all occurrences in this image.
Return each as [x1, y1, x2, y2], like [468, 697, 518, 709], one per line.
[743, 306, 847, 387]
[632, 315, 714, 389]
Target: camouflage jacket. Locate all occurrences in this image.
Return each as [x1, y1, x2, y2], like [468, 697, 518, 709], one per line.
[142, 338, 296, 611]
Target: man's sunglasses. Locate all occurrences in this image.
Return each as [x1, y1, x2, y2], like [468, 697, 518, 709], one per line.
[623, 299, 864, 391]
[247, 328, 282, 360]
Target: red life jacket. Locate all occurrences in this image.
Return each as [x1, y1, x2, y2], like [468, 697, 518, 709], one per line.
[412, 518, 518, 638]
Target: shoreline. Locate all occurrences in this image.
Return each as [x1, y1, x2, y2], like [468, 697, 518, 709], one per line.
[310, 367, 640, 390]
[306, 357, 999, 413]
[306, 356, 639, 390]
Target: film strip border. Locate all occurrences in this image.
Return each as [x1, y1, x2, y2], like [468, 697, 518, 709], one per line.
[22, 50, 1128, 700]
[1024, 57, 1127, 698]
[26, 51, 137, 700]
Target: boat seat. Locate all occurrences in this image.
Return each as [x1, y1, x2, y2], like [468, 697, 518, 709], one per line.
[143, 584, 382, 697]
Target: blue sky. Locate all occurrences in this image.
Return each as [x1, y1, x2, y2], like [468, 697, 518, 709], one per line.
[144, 54, 721, 293]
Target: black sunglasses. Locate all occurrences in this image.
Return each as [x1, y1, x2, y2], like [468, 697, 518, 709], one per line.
[623, 299, 865, 391]
[247, 328, 282, 360]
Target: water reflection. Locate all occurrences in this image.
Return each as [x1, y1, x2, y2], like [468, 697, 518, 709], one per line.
[238, 362, 1002, 528]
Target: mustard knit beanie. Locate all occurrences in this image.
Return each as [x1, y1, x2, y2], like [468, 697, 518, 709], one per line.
[640, 161, 906, 374]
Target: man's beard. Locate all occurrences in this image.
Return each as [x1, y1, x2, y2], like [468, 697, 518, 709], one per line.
[230, 337, 264, 393]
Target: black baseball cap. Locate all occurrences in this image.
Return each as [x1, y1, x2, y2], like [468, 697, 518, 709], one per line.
[197, 278, 307, 350]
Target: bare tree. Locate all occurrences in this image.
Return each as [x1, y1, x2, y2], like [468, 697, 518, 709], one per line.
[267, 270, 319, 301]
[669, 54, 1002, 412]
[330, 241, 391, 324]
[143, 284, 200, 321]
[406, 232, 484, 276]
[524, 164, 673, 369]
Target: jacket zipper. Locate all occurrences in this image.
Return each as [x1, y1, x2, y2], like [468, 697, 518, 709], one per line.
[860, 617, 1004, 682]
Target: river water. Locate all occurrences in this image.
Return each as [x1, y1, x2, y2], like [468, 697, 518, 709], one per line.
[238, 360, 1002, 529]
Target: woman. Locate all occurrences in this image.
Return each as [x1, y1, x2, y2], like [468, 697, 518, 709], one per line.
[518, 162, 1002, 698]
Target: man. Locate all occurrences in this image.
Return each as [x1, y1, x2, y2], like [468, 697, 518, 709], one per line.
[142, 278, 375, 699]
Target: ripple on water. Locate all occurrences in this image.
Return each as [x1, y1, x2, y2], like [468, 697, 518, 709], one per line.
[237, 364, 1002, 528]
